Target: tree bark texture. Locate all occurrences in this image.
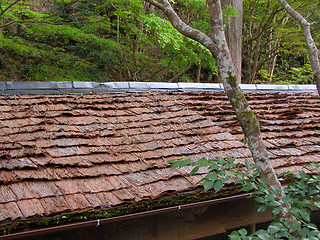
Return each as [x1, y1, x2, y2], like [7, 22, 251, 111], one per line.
[145, 0, 283, 192]
[278, 0, 320, 95]
[221, 0, 243, 83]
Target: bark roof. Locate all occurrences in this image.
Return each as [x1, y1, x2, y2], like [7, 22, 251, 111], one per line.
[0, 91, 319, 224]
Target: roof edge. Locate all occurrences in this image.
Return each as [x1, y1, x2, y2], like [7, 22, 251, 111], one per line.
[0, 192, 250, 239]
[0, 81, 317, 95]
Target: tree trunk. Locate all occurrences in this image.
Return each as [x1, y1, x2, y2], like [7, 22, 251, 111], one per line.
[196, 63, 201, 83]
[207, 0, 283, 190]
[221, 0, 243, 83]
[145, 0, 283, 192]
[145, 0, 301, 232]
[278, 0, 320, 95]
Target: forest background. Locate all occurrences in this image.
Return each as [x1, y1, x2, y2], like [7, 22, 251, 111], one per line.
[0, 0, 319, 84]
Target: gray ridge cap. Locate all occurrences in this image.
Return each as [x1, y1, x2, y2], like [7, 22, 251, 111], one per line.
[0, 81, 318, 95]
[177, 82, 223, 91]
[6, 81, 73, 90]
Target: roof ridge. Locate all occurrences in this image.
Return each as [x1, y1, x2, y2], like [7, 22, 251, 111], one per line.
[0, 81, 317, 95]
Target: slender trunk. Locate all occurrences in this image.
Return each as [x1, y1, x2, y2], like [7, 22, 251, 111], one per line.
[278, 0, 320, 95]
[207, 0, 282, 190]
[196, 63, 201, 83]
[116, 16, 120, 42]
[221, 0, 243, 83]
[268, 35, 280, 82]
[268, 54, 277, 81]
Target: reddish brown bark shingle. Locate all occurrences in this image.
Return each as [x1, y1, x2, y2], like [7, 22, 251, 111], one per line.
[0, 92, 319, 223]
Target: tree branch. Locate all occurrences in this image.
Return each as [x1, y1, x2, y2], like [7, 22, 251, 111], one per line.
[0, 20, 16, 28]
[0, 0, 22, 17]
[278, 0, 320, 95]
[145, 0, 215, 53]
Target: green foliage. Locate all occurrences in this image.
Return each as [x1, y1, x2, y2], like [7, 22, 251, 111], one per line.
[274, 61, 314, 85]
[242, 0, 320, 84]
[222, 5, 238, 20]
[168, 157, 320, 239]
[0, 0, 218, 82]
[256, 60, 314, 85]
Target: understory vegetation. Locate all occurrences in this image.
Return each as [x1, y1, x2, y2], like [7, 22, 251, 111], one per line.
[169, 157, 320, 240]
[0, 0, 319, 83]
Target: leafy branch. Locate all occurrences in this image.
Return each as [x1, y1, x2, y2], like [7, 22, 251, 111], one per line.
[168, 157, 320, 239]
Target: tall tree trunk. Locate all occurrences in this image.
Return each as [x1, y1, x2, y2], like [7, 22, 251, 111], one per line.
[145, 0, 300, 231]
[145, 0, 283, 193]
[278, 0, 320, 95]
[221, 0, 243, 83]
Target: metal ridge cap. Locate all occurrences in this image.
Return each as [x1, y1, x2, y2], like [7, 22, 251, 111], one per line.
[0, 81, 317, 95]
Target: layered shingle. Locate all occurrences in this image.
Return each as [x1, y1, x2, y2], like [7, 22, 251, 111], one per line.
[0, 91, 319, 223]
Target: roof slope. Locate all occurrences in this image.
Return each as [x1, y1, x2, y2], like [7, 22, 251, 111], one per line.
[0, 91, 319, 224]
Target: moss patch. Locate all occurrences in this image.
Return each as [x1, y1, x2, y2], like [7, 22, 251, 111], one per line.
[0, 185, 242, 236]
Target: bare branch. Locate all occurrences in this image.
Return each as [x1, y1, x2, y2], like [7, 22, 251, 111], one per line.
[0, 0, 22, 17]
[0, 20, 17, 28]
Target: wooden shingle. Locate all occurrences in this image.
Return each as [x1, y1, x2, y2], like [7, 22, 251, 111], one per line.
[0, 91, 319, 225]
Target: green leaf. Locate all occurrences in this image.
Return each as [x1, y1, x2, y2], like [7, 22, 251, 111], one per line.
[217, 156, 226, 165]
[290, 221, 301, 233]
[299, 170, 306, 178]
[195, 157, 208, 165]
[213, 179, 223, 192]
[313, 201, 320, 209]
[270, 186, 280, 195]
[209, 164, 220, 170]
[167, 159, 177, 164]
[281, 195, 291, 202]
[206, 172, 218, 181]
[305, 223, 318, 230]
[257, 204, 267, 214]
[245, 159, 251, 170]
[272, 207, 282, 216]
[222, 175, 231, 182]
[235, 177, 243, 185]
[216, 170, 225, 176]
[288, 236, 297, 240]
[172, 159, 192, 169]
[254, 196, 265, 204]
[229, 230, 240, 240]
[308, 188, 319, 196]
[299, 210, 311, 223]
[269, 201, 282, 207]
[252, 168, 261, 177]
[226, 156, 235, 164]
[257, 178, 269, 188]
[190, 166, 199, 176]
[290, 207, 310, 222]
[265, 194, 276, 202]
[240, 181, 256, 192]
[268, 225, 279, 234]
[255, 230, 272, 240]
[203, 180, 213, 192]
[238, 228, 247, 236]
